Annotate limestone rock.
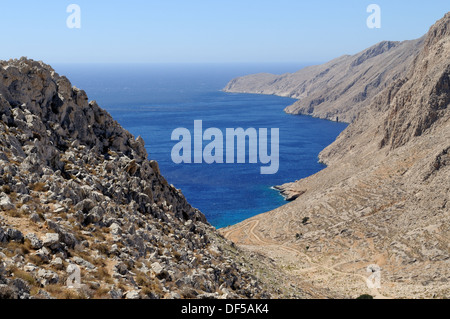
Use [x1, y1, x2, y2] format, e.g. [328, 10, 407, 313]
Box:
[25, 234, 43, 250]
[43, 233, 60, 250]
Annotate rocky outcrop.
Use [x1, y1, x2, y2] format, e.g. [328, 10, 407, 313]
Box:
[222, 13, 450, 299]
[224, 37, 424, 123]
[0, 58, 279, 299]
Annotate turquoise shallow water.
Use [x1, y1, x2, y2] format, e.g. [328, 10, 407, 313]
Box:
[53, 63, 348, 228]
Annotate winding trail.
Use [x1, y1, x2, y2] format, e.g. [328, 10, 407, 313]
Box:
[222, 219, 389, 299]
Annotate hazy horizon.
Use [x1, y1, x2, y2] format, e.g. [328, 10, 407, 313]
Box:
[0, 1, 448, 64]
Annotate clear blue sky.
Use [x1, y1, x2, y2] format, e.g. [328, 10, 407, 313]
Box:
[0, 0, 448, 63]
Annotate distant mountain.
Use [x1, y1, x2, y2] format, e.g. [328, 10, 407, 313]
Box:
[222, 13, 450, 299]
[224, 37, 424, 123]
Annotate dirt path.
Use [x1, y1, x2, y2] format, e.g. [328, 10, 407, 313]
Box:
[222, 219, 389, 299]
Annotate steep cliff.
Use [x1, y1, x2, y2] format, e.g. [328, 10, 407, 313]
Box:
[224, 37, 424, 123]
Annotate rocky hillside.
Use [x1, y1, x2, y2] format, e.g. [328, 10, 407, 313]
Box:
[224, 37, 424, 123]
[0, 58, 292, 299]
[222, 13, 450, 299]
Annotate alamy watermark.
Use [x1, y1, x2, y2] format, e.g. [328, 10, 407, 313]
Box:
[367, 4, 381, 29]
[66, 264, 81, 289]
[366, 264, 382, 289]
[66, 4, 380, 30]
[66, 4, 81, 29]
[171, 120, 279, 175]
[65, 5, 381, 30]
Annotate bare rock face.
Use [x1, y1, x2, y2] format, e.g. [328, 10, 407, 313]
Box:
[320, 12, 450, 163]
[380, 13, 450, 149]
[224, 37, 424, 123]
[222, 13, 450, 299]
[0, 58, 278, 299]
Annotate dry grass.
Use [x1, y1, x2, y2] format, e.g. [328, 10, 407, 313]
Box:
[141, 280, 164, 297]
[92, 243, 109, 256]
[92, 267, 113, 285]
[73, 249, 101, 267]
[135, 271, 148, 287]
[37, 212, 46, 221]
[1, 185, 11, 194]
[29, 182, 47, 192]
[27, 254, 45, 266]
[92, 228, 106, 241]
[13, 269, 38, 287]
[172, 250, 182, 262]
[2, 241, 28, 256]
[92, 286, 110, 299]
[45, 284, 88, 299]
[4, 209, 22, 218]
[133, 268, 165, 297]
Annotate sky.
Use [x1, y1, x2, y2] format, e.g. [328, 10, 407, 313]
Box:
[0, 0, 448, 64]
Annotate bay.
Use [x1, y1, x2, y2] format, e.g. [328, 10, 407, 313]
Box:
[53, 63, 348, 228]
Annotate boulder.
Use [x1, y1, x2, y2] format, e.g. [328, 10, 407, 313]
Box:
[25, 233, 43, 250]
[125, 290, 141, 300]
[43, 233, 60, 250]
[0, 194, 14, 210]
[6, 228, 24, 243]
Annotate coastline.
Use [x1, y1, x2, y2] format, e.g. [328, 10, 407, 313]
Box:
[52, 63, 346, 229]
[271, 185, 306, 202]
[221, 89, 347, 220]
[222, 89, 352, 124]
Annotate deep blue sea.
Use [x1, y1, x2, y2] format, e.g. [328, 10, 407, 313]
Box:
[53, 63, 347, 229]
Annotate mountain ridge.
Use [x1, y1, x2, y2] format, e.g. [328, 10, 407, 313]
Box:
[222, 13, 450, 299]
[224, 37, 425, 123]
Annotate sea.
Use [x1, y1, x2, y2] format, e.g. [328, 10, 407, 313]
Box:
[52, 63, 348, 229]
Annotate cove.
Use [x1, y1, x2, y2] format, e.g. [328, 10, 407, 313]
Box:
[53, 63, 348, 228]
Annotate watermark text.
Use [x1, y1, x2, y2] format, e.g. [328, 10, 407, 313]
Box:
[171, 120, 279, 175]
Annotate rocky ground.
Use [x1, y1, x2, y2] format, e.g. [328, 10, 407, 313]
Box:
[221, 13, 450, 299]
